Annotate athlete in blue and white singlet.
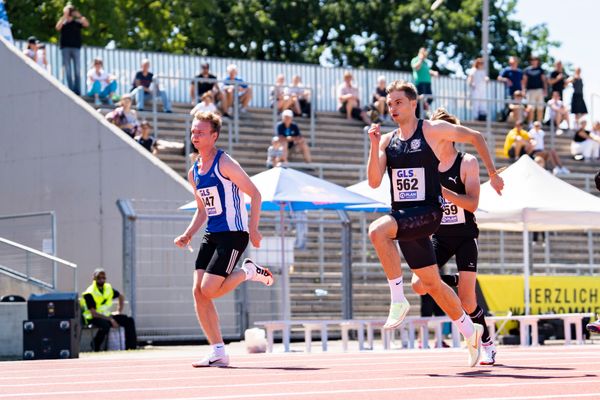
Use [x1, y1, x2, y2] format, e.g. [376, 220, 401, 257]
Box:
[174, 112, 273, 368]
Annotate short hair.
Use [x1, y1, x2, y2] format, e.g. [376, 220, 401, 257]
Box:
[193, 111, 222, 138]
[93, 268, 105, 279]
[141, 58, 150, 66]
[430, 108, 460, 125]
[227, 64, 237, 74]
[386, 80, 418, 101]
[513, 90, 523, 98]
[343, 71, 353, 79]
[201, 91, 213, 101]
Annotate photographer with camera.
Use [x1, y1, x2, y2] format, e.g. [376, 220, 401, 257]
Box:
[56, 3, 89, 95]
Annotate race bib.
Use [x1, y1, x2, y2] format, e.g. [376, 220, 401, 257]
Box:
[441, 199, 466, 225]
[197, 186, 223, 217]
[391, 168, 425, 202]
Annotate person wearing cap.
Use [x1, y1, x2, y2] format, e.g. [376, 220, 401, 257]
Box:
[190, 62, 220, 105]
[522, 56, 547, 124]
[23, 37, 39, 64]
[56, 4, 89, 95]
[220, 64, 252, 116]
[131, 59, 172, 113]
[80, 269, 137, 351]
[136, 120, 158, 155]
[276, 109, 312, 163]
[86, 57, 117, 106]
[266, 135, 287, 168]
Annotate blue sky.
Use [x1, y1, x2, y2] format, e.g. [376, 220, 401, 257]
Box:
[514, 0, 600, 121]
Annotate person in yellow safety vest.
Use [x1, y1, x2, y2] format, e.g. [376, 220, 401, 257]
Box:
[80, 268, 137, 351]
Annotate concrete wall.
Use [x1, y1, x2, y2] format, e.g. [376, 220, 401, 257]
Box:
[0, 303, 27, 358]
[0, 273, 49, 299]
[0, 37, 192, 294]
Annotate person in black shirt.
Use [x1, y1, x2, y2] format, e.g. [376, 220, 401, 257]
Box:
[276, 110, 311, 163]
[190, 62, 220, 105]
[522, 56, 548, 124]
[548, 60, 568, 100]
[55, 5, 88, 95]
[372, 75, 389, 123]
[131, 59, 172, 112]
[136, 120, 158, 155]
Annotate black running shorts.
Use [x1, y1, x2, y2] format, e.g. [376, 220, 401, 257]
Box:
[391, 205, 442, 270]
[195, 231, 249, 277]
[432, 235, 478, 272]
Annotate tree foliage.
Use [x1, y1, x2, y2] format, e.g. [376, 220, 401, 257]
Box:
[6, 0, 560, 77]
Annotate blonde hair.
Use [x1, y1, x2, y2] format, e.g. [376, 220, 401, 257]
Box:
[430, 107, 460, 125]
[201, 91, 213, 102]
[193, 111, 222, 138]
[386, 80, 418, 101]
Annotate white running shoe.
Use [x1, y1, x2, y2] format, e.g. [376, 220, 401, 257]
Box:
[192, 352, 230, 368]
[480, 342, 497, 366]
[383, 298, 410, 329]
[465, 323, 483, 367]
[553, 166, 561, 175]
[242, 258, 274, 286]
[560, 166, 570, 174]
[556, 128, 564, 136]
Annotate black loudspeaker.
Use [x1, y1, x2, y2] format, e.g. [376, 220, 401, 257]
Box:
[23, 319, 80, 360]
[27, 292, 80, 320]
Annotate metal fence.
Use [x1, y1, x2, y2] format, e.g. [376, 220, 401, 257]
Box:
[0, 211, 56, 256]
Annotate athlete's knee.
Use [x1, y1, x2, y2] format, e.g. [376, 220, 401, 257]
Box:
[411, 276, 426, 295]
[420, 276, 443, 295]
[200, 285, 220, 299]
[368, 220, 392, 243]
[193, 284, 209, 303]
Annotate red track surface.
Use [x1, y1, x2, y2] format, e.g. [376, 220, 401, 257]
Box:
[1, 345, 599, 400]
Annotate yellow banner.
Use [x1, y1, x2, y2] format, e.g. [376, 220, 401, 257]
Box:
[477, 275, 600, 316]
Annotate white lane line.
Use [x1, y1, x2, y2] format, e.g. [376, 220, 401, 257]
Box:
[465, 394, 600, 400]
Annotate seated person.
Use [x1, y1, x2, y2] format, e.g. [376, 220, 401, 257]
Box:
[105, 94, 139, 138]
[503, 121, 533, 161]
[190, 92, 218, 116]
[371, 75, 389, 123]
[337, 71, 370, 124]
[80, 268, 137, 351]
[130, 59, 172, 113]
[507, 90, 531, 124]
[528, 121, 569, 175]
[135, 120, 158, 155]
[266, 136, 287, 168]
[86, 57, 117, 106]
[285, 75, 311, 117]
[220, 64, 252, 116]
[276, 109, 312, 163]
[270, 74, 301, 115]
[547, 90, 570, 135]
[571, 120, 600, 161]
[190, 62, 220, 105]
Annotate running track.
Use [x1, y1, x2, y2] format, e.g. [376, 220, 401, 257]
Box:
[1, 345, 599, 400]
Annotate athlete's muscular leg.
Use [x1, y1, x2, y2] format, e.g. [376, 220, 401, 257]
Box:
[411, 273, 427, 295]
[192, 270, 223, 344]
[369, 215, 402, 280]
[457, 271, 477, 314]
[412, 265, 464, 320]
[201, 271, 246, 299]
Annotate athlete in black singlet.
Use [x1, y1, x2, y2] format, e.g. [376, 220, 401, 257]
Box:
[411, 108, 496, 365]
[367, 81, 503, 367]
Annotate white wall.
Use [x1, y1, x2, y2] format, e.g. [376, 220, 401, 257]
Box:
[0, 37, 192, 293]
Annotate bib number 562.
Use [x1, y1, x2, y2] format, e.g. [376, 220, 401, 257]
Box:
[396, 178, 418, 191]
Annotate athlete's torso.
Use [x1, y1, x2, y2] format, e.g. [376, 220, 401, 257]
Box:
[386, 119, 443, 210]
[436, 152, 479, 237]
[193, 150, 249, 233]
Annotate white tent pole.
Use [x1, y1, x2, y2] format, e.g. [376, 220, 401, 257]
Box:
[523, 225, 530, 317]
[280, 203, 291, 322]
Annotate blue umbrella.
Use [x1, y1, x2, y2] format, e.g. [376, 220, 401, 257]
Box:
[179, 167, 379, 325]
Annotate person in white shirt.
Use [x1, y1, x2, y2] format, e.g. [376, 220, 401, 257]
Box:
[87, 57, 117, 106]
[467, 58, 488, 120]
[190, 92, 218, 116]
[528, 121, 569, 175]
[547, 90, 570, 135]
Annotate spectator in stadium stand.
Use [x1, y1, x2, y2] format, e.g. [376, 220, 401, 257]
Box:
[522, 56, 548, 125]
[337, 71, 371, 124]
[276, 109, 312, 163]
[285, 75, 311, 117]
[271, 74, 301, 115]
[371, 75, 389, 123]
[571, 120, 600, 161]
[498, 56, 523, 98]
[220, 64, 252, 117]
[411, 47, 438, 112]
[135, 120, 158, 155]
[547, 91, 570, 135]
[55, 4, 88, 95]
[130, 59, 172, 113]
[105, 93, 139, 138]
[190, 92, 218, 116]
[567, 67, 588, 121]
[503, 120, 533, 162]
[507, 90, 531, 124]
[190, 62, 219, 105]
[548, 60, 568, 100]
[528, 121, 569, 175]
[86, 57, 117, 106]
[80, 268, 137, 351]
[23, 36, 40, 64]
[266, 136, 287, 168]
[467, 57, 488, 121]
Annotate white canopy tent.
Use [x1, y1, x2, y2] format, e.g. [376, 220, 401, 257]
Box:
[476, 155, 600, 314]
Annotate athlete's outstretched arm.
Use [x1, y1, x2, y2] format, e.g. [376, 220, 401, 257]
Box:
[220, 156, 263, 248]
[175, 169, 208, 248]
[367, 124, 389, 188]
[428, 120, 504, 195]
[441, 154, 480, 212]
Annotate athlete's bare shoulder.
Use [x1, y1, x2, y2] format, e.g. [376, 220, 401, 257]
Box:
[460, 152, 480, 176]
[380, 129, 395, 147]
